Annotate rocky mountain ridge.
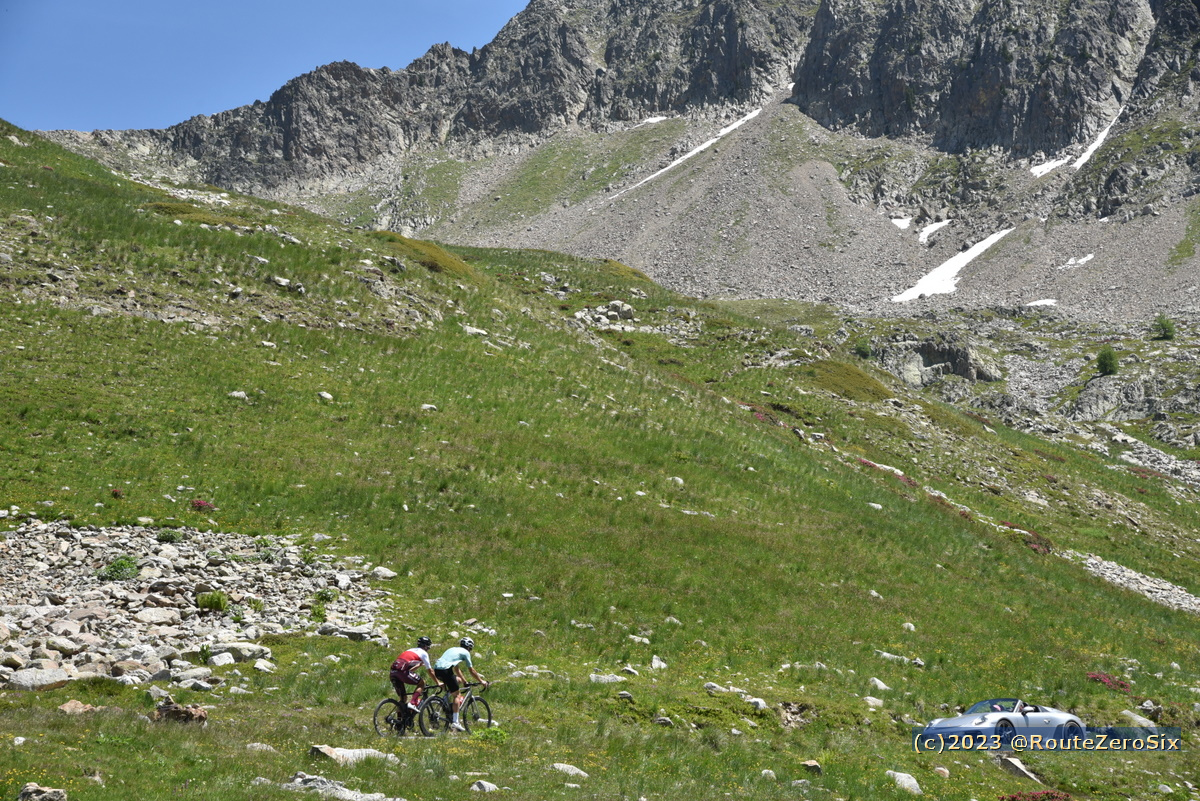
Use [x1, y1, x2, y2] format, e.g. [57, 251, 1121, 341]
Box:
[38, 0, 1200, 319]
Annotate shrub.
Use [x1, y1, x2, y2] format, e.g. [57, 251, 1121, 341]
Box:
[246, 597, 265, 613]
[853, 338, 872, 359]
[313, 587, 339, 604]
[156, 529, 183, 544]
[1150, 313, 1176, 340]
[98, 554, 139, 581]
[309, 602, 327, 623]
[1096, 345, 1119, 375]
[190, 498, 215, 512]
[110, 488, 124, 500]
[472, 727, 510, 745]
[197, 591, 230, 612]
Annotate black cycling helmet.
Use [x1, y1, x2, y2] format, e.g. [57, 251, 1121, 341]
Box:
[416, 636, 432, 649]
[460, 636, 474, 651]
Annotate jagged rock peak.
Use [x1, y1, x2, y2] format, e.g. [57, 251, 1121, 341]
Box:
[792, 0, 1170, 156]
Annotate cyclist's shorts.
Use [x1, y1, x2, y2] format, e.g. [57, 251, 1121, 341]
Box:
[390, 665, 421, 696]
[435, 667, 459, 693]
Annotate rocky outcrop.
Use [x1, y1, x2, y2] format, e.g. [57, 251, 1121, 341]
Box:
[877, 333, 1002, 388]
[792, 0, 1156, 157]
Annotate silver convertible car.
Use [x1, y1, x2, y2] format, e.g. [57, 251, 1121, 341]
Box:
[924, 698, 1085, 742]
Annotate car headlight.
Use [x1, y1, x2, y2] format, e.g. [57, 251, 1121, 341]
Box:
[973, 716, 988, 726]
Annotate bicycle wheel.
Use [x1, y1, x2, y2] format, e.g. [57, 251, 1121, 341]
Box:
[373, 698, 406, 737]
[461, 695, 492, 732]
[418, 695, 451, 736]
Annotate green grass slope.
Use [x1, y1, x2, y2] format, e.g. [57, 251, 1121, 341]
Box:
[1, 121, 1198, 801]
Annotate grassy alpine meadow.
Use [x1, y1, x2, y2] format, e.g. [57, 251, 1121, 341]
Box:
[1, 121, 1199, 800]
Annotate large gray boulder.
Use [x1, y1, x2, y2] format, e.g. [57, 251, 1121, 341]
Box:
[8, 668, 72, 692]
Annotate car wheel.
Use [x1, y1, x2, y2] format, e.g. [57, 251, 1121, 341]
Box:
[1062, 720, 1083, 738]
[995, 719, 1016, 747]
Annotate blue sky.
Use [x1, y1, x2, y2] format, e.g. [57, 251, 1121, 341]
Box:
[0, 1, 529, 132]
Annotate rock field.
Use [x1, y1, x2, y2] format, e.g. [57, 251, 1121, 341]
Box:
[0, 520, 392, 692]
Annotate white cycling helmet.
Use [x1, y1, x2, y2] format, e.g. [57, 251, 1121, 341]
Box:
[460, 637, 474, 651]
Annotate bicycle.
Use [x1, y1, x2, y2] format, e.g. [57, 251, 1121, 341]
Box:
[373, 683, 429, 737]
[418, 682, 492, 736]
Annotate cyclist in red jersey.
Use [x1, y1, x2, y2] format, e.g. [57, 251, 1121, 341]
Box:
[389, 636, 440, 711]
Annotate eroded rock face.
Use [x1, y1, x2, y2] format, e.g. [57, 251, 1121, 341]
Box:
[792, 0, 1157, 157]
[878, 334, 1002, 388]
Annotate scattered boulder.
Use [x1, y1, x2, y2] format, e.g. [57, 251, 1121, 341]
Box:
[308, 745, 399, 766]
[552, 764, 588, 778]
[588, 673, 627, 684]
[996, 756, 1040, 783]
[802, 760, 822, 775]
[57, 700, 103, 715]
[885, 770, 922, 795]
[152, 702, 208, 724]
[17, 784, 67, 801]
[471, 780, 500, 792]
[9, 668, 71, 692]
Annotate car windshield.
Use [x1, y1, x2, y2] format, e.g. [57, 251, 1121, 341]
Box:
[966, 699, 1018, 714]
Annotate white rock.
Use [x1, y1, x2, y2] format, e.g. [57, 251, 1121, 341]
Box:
[471, 780, 499, 792]
[553, 763, 589, 778]
[208, 652, 236, 667]
[886, 770, 922, 795]
[628, 635, 650, 644]
[246, 742, 277, 752]
[253, 659, 276, 673]
[651, 655, 667, 670]
[370, 566, 397, 580]
[308, 745, 399, 766]
[761, 769, 776, 780]
[318, 392, 334, 401]
[228, 391, 248, 400]
[704, 682, 729, 693]
[745, 697, 769, 710]
[589, 673, 627, 684]
[864, 696, 884, 708]
[869, 677, 891, 691]
[421, 404, 438, 411]
[902, 622, 916, 632]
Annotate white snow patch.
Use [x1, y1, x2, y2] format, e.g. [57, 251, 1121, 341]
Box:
[1030, 157, 1071, 178]
[632, 116, 670, 129]
[1073, 111, 1122, 170]
[609, 108, 763, 201]
[892, 228, 1015, 302]
[1057, 253, 1094, 271]
[788, 82, 795, 91]
[1026, 299, 1057, 307]
[891, 217, 913, 230]
[917, 220, 951, 245]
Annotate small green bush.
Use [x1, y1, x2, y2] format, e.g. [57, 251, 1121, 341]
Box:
[1096, 345, 1119, 375]
[196, 591, 230, 612]
[313, 587, 339, 604]
[309, 602, 327, 623]
[98, 554, 139, 581]
[246, 597, 265, 613]
[472, 727, 509, 744]
[1150, 313, 1176, 340]
[853, 338, 872, 359]
[156, 529, 183, 544]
